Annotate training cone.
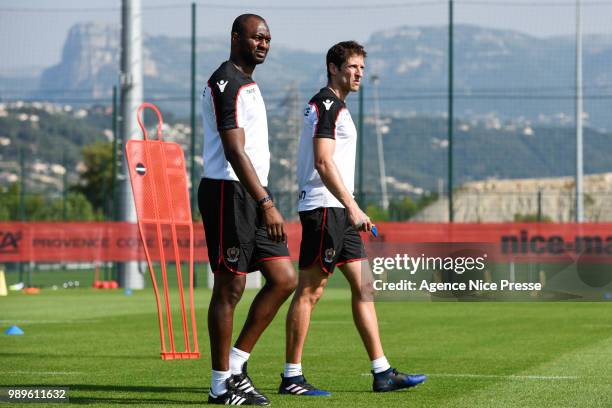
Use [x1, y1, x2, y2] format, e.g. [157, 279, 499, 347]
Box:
[5, 325, 24, 335]
[22, 287, 40, 295]
[0, 270, 7, 297]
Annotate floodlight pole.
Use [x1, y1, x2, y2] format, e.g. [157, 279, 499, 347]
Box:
[18, 148, 26, 283]
[112, 85, 118, 221]
[118, 0, 144, 289]
[575, 0, 584, 222]
[371, 75, 388, 211]
[190, 2, 197, 217]
[62, 152, 68, 220]
[448, 0, 454, 223]
[111, 85, 119, 281]
[357, 85, 364, 207]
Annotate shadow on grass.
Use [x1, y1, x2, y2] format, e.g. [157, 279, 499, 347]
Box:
[69, 396, 204, 405]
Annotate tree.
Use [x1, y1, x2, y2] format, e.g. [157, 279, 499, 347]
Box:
[49, 192, 99, 221]
[72, 141, 115, 216]
[369, 193, 439, 222]
[366, 204, 389, 222]
[0, 183, 98, 221]
[389, 197, 418, 220]
[513, 213, 552, 223]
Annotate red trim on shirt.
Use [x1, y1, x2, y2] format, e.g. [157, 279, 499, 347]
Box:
[234, 82, 257, 128]
[333, 107, 346, 139]
[312, 102, 321, 137]
[208, 80, 220, 129]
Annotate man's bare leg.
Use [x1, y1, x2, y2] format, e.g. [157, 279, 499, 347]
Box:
[339, 260, 428, 392]
[234, 258, 297, 353]
[208, 272, 246, 371]
[210, 260, 296, 403]
[279, 264, 332, 396]
[338, 260, 384, 360]
[285, 265, 329, 364]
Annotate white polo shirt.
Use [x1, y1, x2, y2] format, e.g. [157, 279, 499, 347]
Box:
[297, 87, 357, 211]
[201, 61, 270, 186]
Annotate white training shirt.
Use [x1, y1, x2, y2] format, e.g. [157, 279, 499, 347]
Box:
[297, 87, 357, 211]
[201, 61, 270, 186]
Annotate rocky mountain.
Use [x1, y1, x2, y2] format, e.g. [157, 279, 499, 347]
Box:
[32, 22, 612, 129]
[364, 25, 611, 129]
[39, 23, 121, 100]
[34, 23, 323, 110]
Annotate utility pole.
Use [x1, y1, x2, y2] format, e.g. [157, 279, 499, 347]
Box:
[575, 0, 584, 222]
[118, 0, 144, 289]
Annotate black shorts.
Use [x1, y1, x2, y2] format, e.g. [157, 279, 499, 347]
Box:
[298, 207, 367, 274]
[198, 178, 290, 275]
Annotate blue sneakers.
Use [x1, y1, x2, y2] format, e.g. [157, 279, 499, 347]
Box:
[372, 367, 427, 392]
[278, 374, 331, 396]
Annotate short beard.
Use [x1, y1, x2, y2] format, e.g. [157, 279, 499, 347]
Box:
[241, 49, 263, 66]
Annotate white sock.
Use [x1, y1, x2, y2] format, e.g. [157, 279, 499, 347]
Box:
[371, 356, 391, 374]
[211, 369, 231, 396]
[229, 347, 250, 375]
[284, 362, 303, 378]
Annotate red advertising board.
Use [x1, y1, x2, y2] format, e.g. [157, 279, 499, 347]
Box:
[1, 222, 611, 263]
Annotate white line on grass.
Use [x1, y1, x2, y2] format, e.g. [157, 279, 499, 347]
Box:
[310, 320, 389, 325]
[5, 371, 83, 376]
[361, 373, 578, 380]
[0, 319, 102, 324]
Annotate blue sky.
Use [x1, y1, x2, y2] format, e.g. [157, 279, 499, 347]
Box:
[0, 0, 611, 71]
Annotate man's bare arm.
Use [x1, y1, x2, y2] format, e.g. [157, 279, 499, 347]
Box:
[220, 128, 286, 242]
[313, 137, 372, 232]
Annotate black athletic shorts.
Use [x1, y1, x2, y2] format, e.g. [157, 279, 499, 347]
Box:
[198, 178, 290, 275]
[298, 207, 367, 274]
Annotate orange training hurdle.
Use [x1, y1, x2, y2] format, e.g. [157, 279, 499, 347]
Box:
[125, 102, 200, 360]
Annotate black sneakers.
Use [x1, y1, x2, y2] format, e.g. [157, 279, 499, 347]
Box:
[278, 373, 331, 396]
[372, 367, 427, 392]
[232, 362, 270, 405]
[208, 376, 270, 405]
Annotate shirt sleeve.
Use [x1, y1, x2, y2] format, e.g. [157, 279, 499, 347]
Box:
[312, 99, 342, 139]
[209, 79, 244, 131]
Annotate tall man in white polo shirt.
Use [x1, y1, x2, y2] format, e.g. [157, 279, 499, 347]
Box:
[199, 14, 297, 406]
[279, 41, 427, 396]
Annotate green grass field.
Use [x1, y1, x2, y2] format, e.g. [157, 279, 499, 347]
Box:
[1, 286, 611, 407]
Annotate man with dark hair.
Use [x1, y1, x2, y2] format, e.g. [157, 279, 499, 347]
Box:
[279, 41, 427, 396]
[199, 14, 297, 405]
